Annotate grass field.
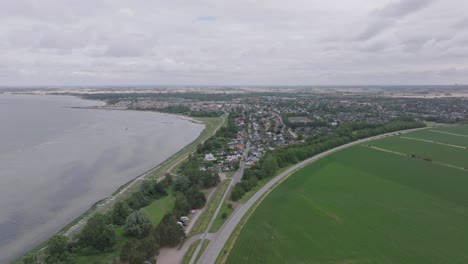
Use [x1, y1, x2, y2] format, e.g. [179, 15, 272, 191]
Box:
[227, 127, 468, 264]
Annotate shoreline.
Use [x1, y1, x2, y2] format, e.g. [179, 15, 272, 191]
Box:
[12, 96, 225, 263]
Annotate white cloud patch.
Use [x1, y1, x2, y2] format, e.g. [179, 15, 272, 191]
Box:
[0, 0, 467, 85]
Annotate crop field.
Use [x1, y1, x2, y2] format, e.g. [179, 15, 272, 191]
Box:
[406, 128, 468, 147]
[227, 127, 468, 264]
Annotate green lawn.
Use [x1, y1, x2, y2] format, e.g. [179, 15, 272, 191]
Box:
[144, 194, 176, 224]
[227, 138, 468, 263]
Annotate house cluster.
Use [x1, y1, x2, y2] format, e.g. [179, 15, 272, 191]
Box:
[201, 116, 249, 172]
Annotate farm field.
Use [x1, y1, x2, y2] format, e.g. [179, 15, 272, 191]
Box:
[226, 127, 468, 264]
[370, 136, 468, 168]
[405, 128, 468, 147]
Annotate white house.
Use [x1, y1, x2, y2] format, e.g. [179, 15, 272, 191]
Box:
[204, 153, 217, 162]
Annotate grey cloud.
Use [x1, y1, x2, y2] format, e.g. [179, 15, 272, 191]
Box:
[0, 0, 467, 85]
[356, 19, 393, 41]
[356, 0, 435, 41]
[375, 0, 434, 18]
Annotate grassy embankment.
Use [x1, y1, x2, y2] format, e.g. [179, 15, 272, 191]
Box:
[14, 114, 226, 264]
[226, 125, 468, 264]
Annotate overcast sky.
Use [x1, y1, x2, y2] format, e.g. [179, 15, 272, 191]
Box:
[0, 0, 467, 86]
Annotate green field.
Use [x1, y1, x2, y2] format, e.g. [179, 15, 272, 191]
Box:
[405, 129, 468, 147]
[227, 128, 468, 264]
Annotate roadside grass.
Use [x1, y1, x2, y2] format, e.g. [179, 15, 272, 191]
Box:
[226, 137, 468, 264]
[189, 180, 230, 236]
[182, 239, 201, 264]
[196, 240, 211, 263]
[210, 200, 235, 233]
[13, 114, 226, 264]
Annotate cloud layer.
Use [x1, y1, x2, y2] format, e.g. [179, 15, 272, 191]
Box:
[0, 0, 467, 85]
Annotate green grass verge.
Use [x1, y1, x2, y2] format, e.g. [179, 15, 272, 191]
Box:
[190, 180, 230, 236]
[196, 240, 211, 263]
[210, 200, 235, 233]
[182, 239, 201, 264]
[227, 136, 468, 263]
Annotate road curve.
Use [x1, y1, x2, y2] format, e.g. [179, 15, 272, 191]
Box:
[197, 128, 424, 264]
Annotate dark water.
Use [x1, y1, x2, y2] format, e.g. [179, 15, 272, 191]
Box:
[0, 94, 204, 263]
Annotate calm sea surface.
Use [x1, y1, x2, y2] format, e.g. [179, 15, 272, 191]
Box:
[0, 94, 204, 263]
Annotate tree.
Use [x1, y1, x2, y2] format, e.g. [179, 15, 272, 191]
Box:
[174, 175, 191, 192]
[186, 188, 207, 209]
[120, 241, 146, 264]
[141, 179, 167, 199]
[125, 192, 152, 210]
[45, 235, 75, 264]
[156, 214, 185, 247]
[124, 210, 153, 239]
[23, 253, 37, 264]
[120, 236, 158, 264]
[110, 201, 133, 226]
[173, 192, 191, 217]
[78, 213, 116, 251]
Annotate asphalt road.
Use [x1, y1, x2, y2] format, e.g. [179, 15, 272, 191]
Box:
[197, 128, 424, 264]
[188, 141, 250, 264]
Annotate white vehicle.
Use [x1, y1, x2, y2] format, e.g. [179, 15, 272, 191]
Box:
[176, 221, 184, 227]
[190, 209, 196, 214]
[180, 216, 189, 222]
